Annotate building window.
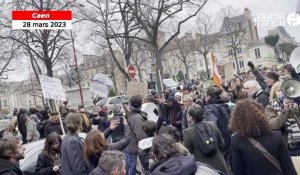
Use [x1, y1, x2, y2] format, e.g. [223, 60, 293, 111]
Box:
[255, 48, 261, 59]
[239, 61, 244, 68]
[3, 100, 7, 107]
[200, 60, 203, 66]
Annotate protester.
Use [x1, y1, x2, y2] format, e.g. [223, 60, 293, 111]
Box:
[61, 112, 90, 175]
[204, 87, 232, 155]
[150, 133, 222, 175]
[83, 119, 130, 170]
[44, 111, 66, 137]
[89, 150, 126, 175]
[37, 109, 50, 139]
[78, 104, 92, 133]
[166, 95, 183, 132]
[183, 104, 229, 174]
[26, 114, 40, 143]
[0, 137, 25, 175]
[17, 108, 28, 144]
[109, 106, 125, 143]
[35, 132, 62, 175]
[244, 79, 269, 107]
[92, 106, 109, 132]
[230, 99, 297, 175]
[125, 95, 147, 175]
[182, 95, 194, 130]
[2, 119, 22, 140]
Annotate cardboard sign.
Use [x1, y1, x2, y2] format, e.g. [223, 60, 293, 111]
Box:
[224, 62, 235, 81]
[126, 82, 148, 98]
[39, 75, 66, 101]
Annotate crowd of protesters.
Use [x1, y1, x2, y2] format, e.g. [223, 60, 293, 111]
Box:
[0, 62, 300, 175]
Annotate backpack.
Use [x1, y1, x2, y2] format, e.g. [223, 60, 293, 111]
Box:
[205, 104, 232, 150]
[194, 122, 218, 156]
[0, 129, 5, 139]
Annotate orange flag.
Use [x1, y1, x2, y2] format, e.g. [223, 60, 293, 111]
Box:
[211, 52, 222, 87]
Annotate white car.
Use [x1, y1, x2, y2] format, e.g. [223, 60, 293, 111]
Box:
[20, 133, 86, 175]
[95, 96, 128, 113]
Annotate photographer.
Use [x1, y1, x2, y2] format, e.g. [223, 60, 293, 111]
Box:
[108, 106, 125, 143]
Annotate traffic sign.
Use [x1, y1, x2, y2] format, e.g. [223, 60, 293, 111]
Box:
[128, 65, 136, 79]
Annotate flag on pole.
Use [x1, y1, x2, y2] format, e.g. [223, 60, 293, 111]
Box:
[211, 52, 222, 87]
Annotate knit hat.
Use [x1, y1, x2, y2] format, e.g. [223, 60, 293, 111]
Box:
[266, 72, 279, 81]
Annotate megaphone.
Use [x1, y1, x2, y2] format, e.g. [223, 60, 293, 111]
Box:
[290, 46, 300, 73]
[203, 79, 214, 89]
[281, 79, 300, 98]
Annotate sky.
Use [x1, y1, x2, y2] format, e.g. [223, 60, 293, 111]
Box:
[5, 0, 300, 81]
[198, 0, 300, 42]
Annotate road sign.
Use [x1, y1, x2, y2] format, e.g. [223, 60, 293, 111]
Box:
[128, 65, 136, 79]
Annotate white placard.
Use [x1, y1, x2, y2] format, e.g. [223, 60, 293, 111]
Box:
[90, 73, 113, 98]
[39, 75, 66, 101]
[138, 137, 153, 150]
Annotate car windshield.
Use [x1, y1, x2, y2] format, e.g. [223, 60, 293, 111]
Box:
[163, 79, 178, 87]
[97, 98, 108, 106]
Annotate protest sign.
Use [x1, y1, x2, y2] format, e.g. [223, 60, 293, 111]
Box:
[90, 73, 112, 98]
[126, 82, 148, 98]
[39, 75, 66, 101]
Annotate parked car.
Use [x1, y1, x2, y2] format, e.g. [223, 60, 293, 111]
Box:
[163, 78, 180, 91]
[95, 95, 128, 113]
[20, 133, 87, 175]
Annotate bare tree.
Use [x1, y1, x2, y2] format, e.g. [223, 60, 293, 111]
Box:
[170, 36, 196, 81]
[80, 0, 139, 80]
[126, 0, 208, 93]
[219, 7, 248, 74]
[195, 13, 219, 78]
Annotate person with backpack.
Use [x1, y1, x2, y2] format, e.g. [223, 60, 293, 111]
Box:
[183, 104, 229, 174]
[204, 87, 232, 152]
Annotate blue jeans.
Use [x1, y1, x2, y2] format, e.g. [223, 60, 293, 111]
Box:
[125, 150, 137, 175]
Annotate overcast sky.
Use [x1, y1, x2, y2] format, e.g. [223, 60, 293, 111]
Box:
[199, 0, 300, 42]
[5, 0, 300, 81]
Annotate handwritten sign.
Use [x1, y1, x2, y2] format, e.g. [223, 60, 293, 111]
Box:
[138, 137, 153, 150]
[39, 75, 66, 101]
[90, 73, 113, 98]
[126, 82, 148, 98]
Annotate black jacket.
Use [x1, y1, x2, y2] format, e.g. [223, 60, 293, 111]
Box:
[0, 158, 23, 175]
[35, 152, 58, 175]
[231, 131, 297, 175]
[44, 120, 66, 137]
[253, 90, 269, 107]
[150, 156, 197, 175]
[91, 112, 110, 132]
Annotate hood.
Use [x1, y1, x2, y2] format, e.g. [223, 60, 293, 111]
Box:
[150, 156, 197, 175]
[0, 158, 23, 175]
[206, 96, 225, 105]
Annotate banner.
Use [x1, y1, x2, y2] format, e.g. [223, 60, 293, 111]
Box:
[39, 75, 66, 101]
[90, 73, 113, 98]
[211, 52, 222, 87]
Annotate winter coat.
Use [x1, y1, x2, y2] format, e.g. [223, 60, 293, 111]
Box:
[125, 104, 147, 154]
[0, 158, 23, 175]
[166, 96, 183, 130]
[86, 125, 131, 169]
[252, 68, 271, 95]
[44, 120, 66, 137]
[17, 114, 27, 141]
[253, 90, 269, 107]
[182, 103, 196, 130]
[231, 131, 297, 175]
[26, 115, 40, 142]
[35, 152, 60, 175]
[149, 155, 222, 175]
[61, 133, 89, 175]
[91, 112, 109, 132]
[183, 122, 229, 174]
[89, 167, 106, 175]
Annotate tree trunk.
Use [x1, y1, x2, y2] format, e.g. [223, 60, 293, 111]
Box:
[137, 66, 143, 82]
[234, 51, 240, 74]
[203, 54, 210, 78]
[154, 48, 163, 95]
[184, 62, 190, 81]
